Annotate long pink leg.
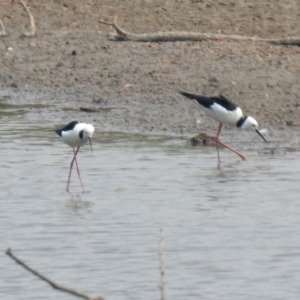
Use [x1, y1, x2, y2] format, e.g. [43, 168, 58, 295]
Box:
[66, 147, 82, 192]
[73, 148, 85, 192]
[215, 123, 223, 165]
[211, 123, 246, 162]
[213, 139, 246, 161]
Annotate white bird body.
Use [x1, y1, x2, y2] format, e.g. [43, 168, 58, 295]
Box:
[177, 90, 267, 136]
[60, 122, 94, 148]
[201, 102, 244, 126]
[177, 90, 268, 166]
[55, 121, 95, 192]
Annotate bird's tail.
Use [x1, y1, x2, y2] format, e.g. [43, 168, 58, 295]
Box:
[55, 129, 62, 137]
[176, 90, 195, 99]
[176, 90, 203, 101]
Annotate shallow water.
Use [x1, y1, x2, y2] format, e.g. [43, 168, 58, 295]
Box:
[1, 115, 300, 300]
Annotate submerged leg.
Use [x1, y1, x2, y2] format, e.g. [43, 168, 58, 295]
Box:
[73, 147, 85, 192]
[213, 139, 246, 161]
[215, 123, 223, 166]
[212, 122, 246, 162]
[66, 147, 81, 192]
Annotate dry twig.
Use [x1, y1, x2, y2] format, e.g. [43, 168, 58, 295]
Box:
[20, 0, 36, 37]
[5, 248, 104, 300]
[286, 121, 300, 126]
[80, 107, 114, 113]
[0, 0, 18, 6]
[0, 18, 7, 36]
[80, 106, 128, 112]
[99, 17, 300, 45]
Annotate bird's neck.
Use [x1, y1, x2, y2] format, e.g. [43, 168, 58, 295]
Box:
[236, 116, 247, 128]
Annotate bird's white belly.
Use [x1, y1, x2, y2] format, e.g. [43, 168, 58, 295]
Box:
[204, 105, 243, 125]
[61, 130, 88, 147]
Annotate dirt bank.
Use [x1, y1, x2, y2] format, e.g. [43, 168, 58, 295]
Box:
[0, 0, 300, 136]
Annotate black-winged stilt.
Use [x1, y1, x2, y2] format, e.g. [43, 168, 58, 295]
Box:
[55, 121, 94, 192]
[177, 90, 268, 166]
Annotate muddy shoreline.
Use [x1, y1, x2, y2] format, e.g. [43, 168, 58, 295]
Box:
[0, 1, 300, 137]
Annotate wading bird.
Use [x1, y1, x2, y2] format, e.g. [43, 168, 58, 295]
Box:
[177, 90, 268, 166]
[55, 121, 94, 192]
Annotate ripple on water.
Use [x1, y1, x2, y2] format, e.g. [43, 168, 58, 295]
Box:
[1, 117, 300, 300]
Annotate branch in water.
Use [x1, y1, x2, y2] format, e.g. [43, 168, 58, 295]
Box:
[5, 248, 104, 300]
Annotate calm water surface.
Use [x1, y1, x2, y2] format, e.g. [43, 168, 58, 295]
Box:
[1, 115, 300, 300]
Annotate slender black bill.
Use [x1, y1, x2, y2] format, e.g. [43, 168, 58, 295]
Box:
[89, 137, 93, 153]
[255, 129, 268, 143]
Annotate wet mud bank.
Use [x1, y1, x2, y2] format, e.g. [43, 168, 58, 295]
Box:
[0, 0, 299, 139]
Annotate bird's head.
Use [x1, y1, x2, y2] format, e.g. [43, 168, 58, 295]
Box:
[84, 124, 95, 153]
[84, 124, 95, 138]
[241, 116, 268, 143]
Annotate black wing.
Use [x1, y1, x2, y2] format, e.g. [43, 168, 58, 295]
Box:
[55, 120, 79, 136]
[177, 90, 237, 111]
